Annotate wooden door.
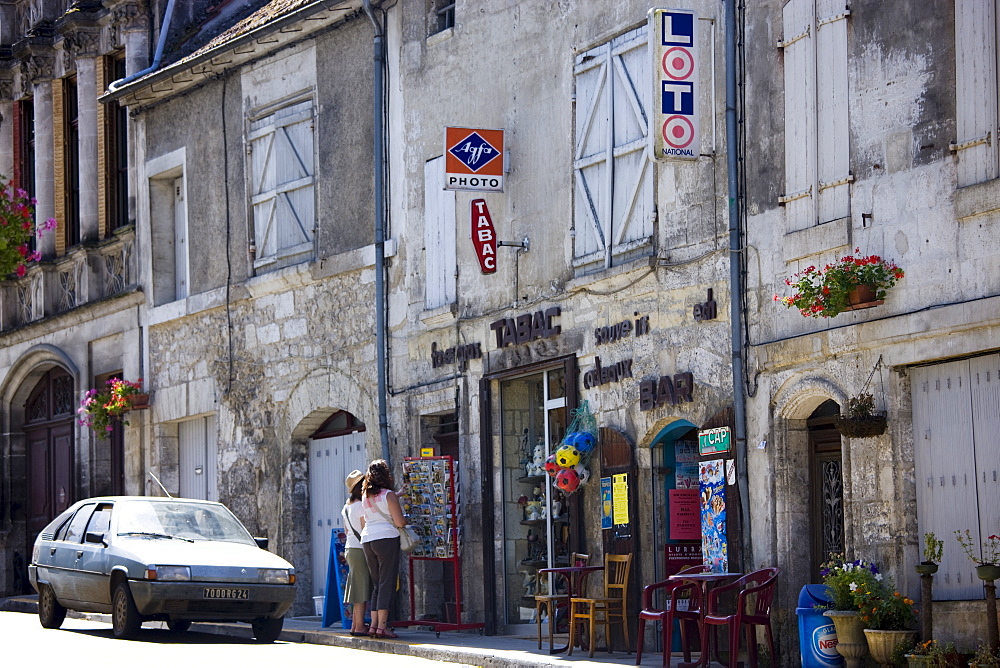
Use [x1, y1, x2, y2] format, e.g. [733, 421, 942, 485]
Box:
[599, 427, 638, 651]
[25, 368, 76, 551]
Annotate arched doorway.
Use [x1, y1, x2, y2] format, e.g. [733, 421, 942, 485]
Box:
[24, 368, 76, 553]
[808, 399, 844, 580]
[308, 410, 367, 604]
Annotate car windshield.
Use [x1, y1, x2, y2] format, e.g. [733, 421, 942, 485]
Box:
[116, 500, 256, 545]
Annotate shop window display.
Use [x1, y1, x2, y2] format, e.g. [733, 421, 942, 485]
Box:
[501, 368, 568, 626]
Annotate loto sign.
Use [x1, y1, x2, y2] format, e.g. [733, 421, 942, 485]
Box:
[445, 127, 504, 191]
[649, 8, 699, 160]
[471, 199, 497, 273]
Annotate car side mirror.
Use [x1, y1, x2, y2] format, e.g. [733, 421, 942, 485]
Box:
[254, 537, 269, 550]
[85, 532, 107, 546]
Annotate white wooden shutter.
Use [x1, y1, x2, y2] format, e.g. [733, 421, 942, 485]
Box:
[574, 26, 652, 267]
[250, 100, 315, 265]
[780, 0, 816, 230]
[609, 29, 653, 256]
[954, 0, 999, 187]
[971, 355, 1000, 564]
[913, 360, 983, 600]
[173, 176, 188, 299]
[424, 156, 456, 310]
[815, 0, 850, 223]
[575, 41, 612, 261]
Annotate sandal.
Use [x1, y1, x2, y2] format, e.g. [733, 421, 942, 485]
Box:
[374, 627, 399, 639]
[349, 630, 368, 637]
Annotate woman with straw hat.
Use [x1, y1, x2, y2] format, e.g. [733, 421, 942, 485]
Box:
[341, 469, 370, 636]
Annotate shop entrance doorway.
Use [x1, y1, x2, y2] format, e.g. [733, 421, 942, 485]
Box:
[808, 400, 844, 582]
[309, 411, 367, 601]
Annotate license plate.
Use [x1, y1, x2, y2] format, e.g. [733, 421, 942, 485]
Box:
[203, 588, 249, 599]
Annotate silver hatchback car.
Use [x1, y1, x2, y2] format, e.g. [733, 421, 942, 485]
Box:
[29, 496, 296, 641]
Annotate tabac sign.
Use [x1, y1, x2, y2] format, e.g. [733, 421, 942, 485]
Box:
[649, 8, 699, 160]
[471, 199, 497, 273]
[445, 127, 505, 191]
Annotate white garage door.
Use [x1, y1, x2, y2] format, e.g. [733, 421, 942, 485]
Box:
[912, 353, 1000, 599]
[309, 429, 368, 598]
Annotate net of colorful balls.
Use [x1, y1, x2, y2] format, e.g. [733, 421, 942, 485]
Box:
[544, 402, 598, 494]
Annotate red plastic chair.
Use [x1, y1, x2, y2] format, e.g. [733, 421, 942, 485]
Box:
[701, 567, 780, 668]
[635, 564, 709, 666]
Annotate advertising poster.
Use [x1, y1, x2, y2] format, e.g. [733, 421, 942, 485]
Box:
[674, 441, 699, 489]
[669, 488, 701, 540]
[699, 459, 727, 572]
[612, 473, 629, 525]
[600, 477, 613, 529]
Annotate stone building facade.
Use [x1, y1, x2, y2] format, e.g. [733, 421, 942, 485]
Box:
[0, 0, 152, 596]
[743, 0, 1000, 654]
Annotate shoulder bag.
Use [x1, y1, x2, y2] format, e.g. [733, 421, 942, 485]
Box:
[373, 500, 419, 553]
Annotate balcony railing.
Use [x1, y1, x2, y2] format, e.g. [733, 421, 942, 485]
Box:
[0, 227, 137, 331]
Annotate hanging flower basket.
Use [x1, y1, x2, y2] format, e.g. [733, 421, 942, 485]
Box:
[774, 249, 904, 318]
[834, 393, 888, 437]
[78, 378, 146, 433]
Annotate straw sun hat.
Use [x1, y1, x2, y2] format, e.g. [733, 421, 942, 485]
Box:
[345, 470, 365, 492]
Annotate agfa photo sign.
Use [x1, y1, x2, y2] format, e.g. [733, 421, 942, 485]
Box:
[445, 127, 505, 191]
[649, 8, 699, 160]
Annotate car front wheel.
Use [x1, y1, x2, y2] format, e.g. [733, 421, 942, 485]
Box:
[38, 584, 66, 629]
[251, 616, 283, 643]
[112, 582, 142, 639]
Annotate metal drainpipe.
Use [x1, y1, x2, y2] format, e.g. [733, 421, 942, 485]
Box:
[363, 0, 391, 465]
[108, 0, 178, 92]
[725, 0, 752, 567]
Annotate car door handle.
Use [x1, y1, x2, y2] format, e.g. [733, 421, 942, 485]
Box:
[76, 551, 83, 559]
[49, 548, 56, 556]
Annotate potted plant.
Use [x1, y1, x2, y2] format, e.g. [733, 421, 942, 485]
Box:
[917, 532, 945, 576]
[77, 377, 146, 434]
[917, 532, 945, 642]
[0, 179, 57, 278]
[955, 530, 1000, 581]
[854, 581, 918, 667]
[905, 640, 957, 668]
[774, 248, 905, 318]
[970, 642, 1000, 667]
[834, 393, 888, 438]
[821, 556, 883, 668]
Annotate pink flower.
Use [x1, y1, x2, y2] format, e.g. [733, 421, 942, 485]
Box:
[15, 265, 26, 277]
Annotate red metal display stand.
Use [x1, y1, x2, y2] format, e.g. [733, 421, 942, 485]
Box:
[391, 456, 484, 635]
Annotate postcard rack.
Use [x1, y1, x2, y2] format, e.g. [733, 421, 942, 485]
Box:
[391, 455, 483, 634]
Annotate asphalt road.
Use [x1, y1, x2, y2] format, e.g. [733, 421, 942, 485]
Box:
[0, 611, 459, 667]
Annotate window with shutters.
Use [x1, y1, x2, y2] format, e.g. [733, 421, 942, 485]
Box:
[573, 26, 654, 272]
[424, 156, 456, 310]
[953, 0, 1000, 188]
[248, 98, 316, 270]
[912, 353, 1000, 600]
[779, 0, 851, 232]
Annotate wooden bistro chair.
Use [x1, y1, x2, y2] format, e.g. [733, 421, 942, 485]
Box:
[635, 564, 710, 667]
[535, 553, 589, 651]
[701, 567, 780, 668]
[569, 553, 633, 657]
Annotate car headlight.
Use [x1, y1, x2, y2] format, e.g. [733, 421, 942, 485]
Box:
[258, 568, 292, 584]
[146, 565, 191, 581]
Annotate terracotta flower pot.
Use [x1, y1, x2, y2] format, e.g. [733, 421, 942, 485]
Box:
[825, 610, 869, 668]
[864, 629, 916, 667]
[846, 284, 884, 311]
[129, 393, 150, 411]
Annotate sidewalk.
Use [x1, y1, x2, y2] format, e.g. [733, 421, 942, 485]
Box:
[1, 594, 689, 667]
